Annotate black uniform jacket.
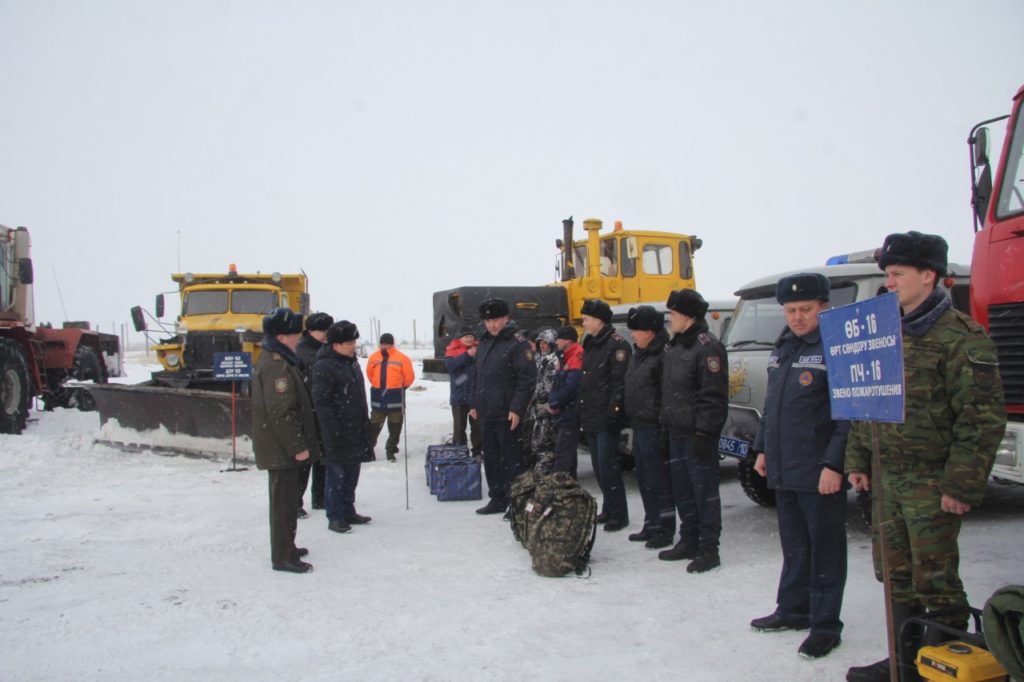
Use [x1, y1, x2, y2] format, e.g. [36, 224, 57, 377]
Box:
[624, 328, 670, 428]
[251, 337, 323, 470]
[471, 324, 537, 421]
[660, 319, 728, 437]
[311, 345, 372, 465]
[753, 327, 849, 492]
[295, 332, 324, 387]
[579, 324, 632, 432]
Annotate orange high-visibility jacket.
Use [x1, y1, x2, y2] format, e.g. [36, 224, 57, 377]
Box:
[367, 347, 415, 411]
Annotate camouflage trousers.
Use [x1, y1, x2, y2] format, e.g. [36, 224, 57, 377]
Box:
[532, 406, 557, 474]
[872, 464, 967, 626]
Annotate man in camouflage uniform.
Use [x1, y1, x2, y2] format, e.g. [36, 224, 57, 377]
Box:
[251, 307, 323, 574]
[531, 328, 560, 473]
[845, 231, 1006, 682]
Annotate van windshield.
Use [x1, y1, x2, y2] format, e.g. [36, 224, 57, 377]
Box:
[725, 283, 857, 347]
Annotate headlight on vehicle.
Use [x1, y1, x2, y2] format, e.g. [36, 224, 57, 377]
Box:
[165, 353, 181, 368]
[995, 430, 1019, 468]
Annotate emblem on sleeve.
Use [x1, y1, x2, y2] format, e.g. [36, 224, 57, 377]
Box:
[525, 350, 534, 363]
[798, 371, 813, 386]
[275, 377, 289, 393]
[706, 356, 721, 373]
[615, 349, 627, 362]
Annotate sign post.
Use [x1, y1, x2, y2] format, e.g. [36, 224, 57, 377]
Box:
[818, 291, 904, 682]
[213, 351, 253, 473]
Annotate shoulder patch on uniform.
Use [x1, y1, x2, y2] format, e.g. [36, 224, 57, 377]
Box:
[698, 333, 712, 346]
[274, 377, 289, 393]
[272, 353, 282, 360]
[525, 349, 534, 363]
[615, 349, 627, 362]
[706, 355, 722, 373]
[798, 371, 813, 386]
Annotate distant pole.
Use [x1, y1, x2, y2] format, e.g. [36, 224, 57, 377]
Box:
[51, 266, 69, 320]
[413, 319, 417, 349]
[177, 230, 181, 272]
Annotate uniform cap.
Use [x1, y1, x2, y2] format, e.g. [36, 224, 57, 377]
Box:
[878, 231, 948, 276]
[304, 312, 334, 332]
[776, 273, 831, 304]
[666, 289, 709, 319]
[327, 321, 359, 344]
[263, 307, 304, 336]
[626, 305, 663, 332]
[580, 299, 612, 323]
[478, 298, 510, 320]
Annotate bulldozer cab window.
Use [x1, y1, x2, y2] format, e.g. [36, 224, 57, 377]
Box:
[619, 238, 636, 277]
[232, 290, 277, 314]
[641, 243, 673, 276]
[679, 241, 693, 280]
[600, 238, 618, 276]
[573, 244, 588, 277]
[182, 290, 228, 315]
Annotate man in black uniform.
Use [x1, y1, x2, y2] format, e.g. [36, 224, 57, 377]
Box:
[578, 299, 632, 532]
[750, 273, 849, 660]
[295, 311, 333, 513]
[659, 289, 729, 573]
[624, 304, 674, 548]
[251, 307, 322, 574]
[469, 298, 537, 515]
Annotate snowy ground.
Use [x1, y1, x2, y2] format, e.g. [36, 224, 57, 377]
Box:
[2, 351, 1022, 681]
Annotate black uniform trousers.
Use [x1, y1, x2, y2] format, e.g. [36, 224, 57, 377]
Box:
[774, 488, 847, 636]
[586, 429, 628, 524]
[298, 461, 326, 508]
[481, 418, 524, 504]
[268, 467, 304, 566]
[552, 424, 579, 479]
[451, 404, 482, 455]
[668, 434, 721, 551]
[632, 426, 675, 536]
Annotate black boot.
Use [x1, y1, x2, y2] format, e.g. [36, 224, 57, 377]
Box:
[686, 549, 720, 573]
[644, 532, 673, 549]
[658, 539, 698, 562]
[846, 603, 923, 682]
[476, 499, 508, 515]
[628, 528, 652, 542]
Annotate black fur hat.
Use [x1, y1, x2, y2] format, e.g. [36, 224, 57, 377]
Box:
[878, 231, 948, 276]
[304, 311, 334, 332]
[666, 289, 708, 319]
[626, 305, 663, 332]
[263, 307, 304, 336]
[580, 299, 612, 323]
[556, 325, 579, 342]
[776, 273, 831, 304]
[478, 298, 510, 320]
[327, 320, 359, 344]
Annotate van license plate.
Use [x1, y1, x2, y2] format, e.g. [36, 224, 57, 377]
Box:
[718, 435, 751, 459]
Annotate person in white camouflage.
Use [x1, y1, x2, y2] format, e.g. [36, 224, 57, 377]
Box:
[531, 329, 560, 473]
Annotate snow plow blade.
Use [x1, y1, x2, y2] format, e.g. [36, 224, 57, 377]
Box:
[79, 382, 251, 440]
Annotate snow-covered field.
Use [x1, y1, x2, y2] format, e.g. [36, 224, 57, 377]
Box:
[2, 351, 1022, 681]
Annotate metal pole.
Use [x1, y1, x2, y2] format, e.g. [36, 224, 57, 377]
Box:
[871, 422, 899, 682]
[403, 384, 409, 510]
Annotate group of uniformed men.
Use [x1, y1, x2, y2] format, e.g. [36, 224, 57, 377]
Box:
[249, 229, 1006, 680]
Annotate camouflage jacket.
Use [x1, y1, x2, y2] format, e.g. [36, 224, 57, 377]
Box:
[845, 304, 1006, 506]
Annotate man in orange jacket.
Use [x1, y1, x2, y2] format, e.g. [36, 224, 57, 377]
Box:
[367, 333, 415, 462]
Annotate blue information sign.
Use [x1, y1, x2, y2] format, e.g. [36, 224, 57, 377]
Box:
[817, 292, 904, 423]
[213, 352, 253, 381]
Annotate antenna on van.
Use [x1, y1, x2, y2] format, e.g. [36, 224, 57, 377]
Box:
[51, 266, 69, 320]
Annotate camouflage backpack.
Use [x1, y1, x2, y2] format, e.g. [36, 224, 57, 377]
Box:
[508, 470, 545, 548]
[524, 472, 598, 577]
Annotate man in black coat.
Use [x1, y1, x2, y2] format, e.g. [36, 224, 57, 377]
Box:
[578, 299, 632, 532]
[750, 273, 849, 660]
[659, 289, 729, 573]
[469, 298, 537, 515]
[312, 321, 373, 534]
[295, 311, 333, 513]
[624, 305, 674, 548]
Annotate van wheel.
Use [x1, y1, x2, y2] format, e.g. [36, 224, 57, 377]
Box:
[737, 458, 776, 507]
[0, 338, 32, 434]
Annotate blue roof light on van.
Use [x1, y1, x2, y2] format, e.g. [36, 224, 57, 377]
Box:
[825, 248, 881, 266]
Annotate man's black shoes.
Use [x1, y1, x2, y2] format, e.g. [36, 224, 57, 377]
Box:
[348, 513, 372, 525]
[644, 533, 673, 549]
[273, 560, 313, 574]
[295, 547, 309, 557]
[799, 633, 842, 659]
[297, 507, 309, 519]
[628, 529, 652, 542]
[750, 611, 810, 633]
[328, 520, 352, 533]
[603, 519, 628, 532]
[686, 550, 720, 573]
[476, 500, 508, 515]
[658, 541, 698, 562]
[846, 658, 892, 682]
[596, 512, 608, 523]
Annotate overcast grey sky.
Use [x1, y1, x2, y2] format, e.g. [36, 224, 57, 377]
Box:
[2, 0, 1022, 346]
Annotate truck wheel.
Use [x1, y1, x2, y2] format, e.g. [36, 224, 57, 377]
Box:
[68, 345, 106, 411]
[0, 338, 32, 434]
[737, 458, 776, 507]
